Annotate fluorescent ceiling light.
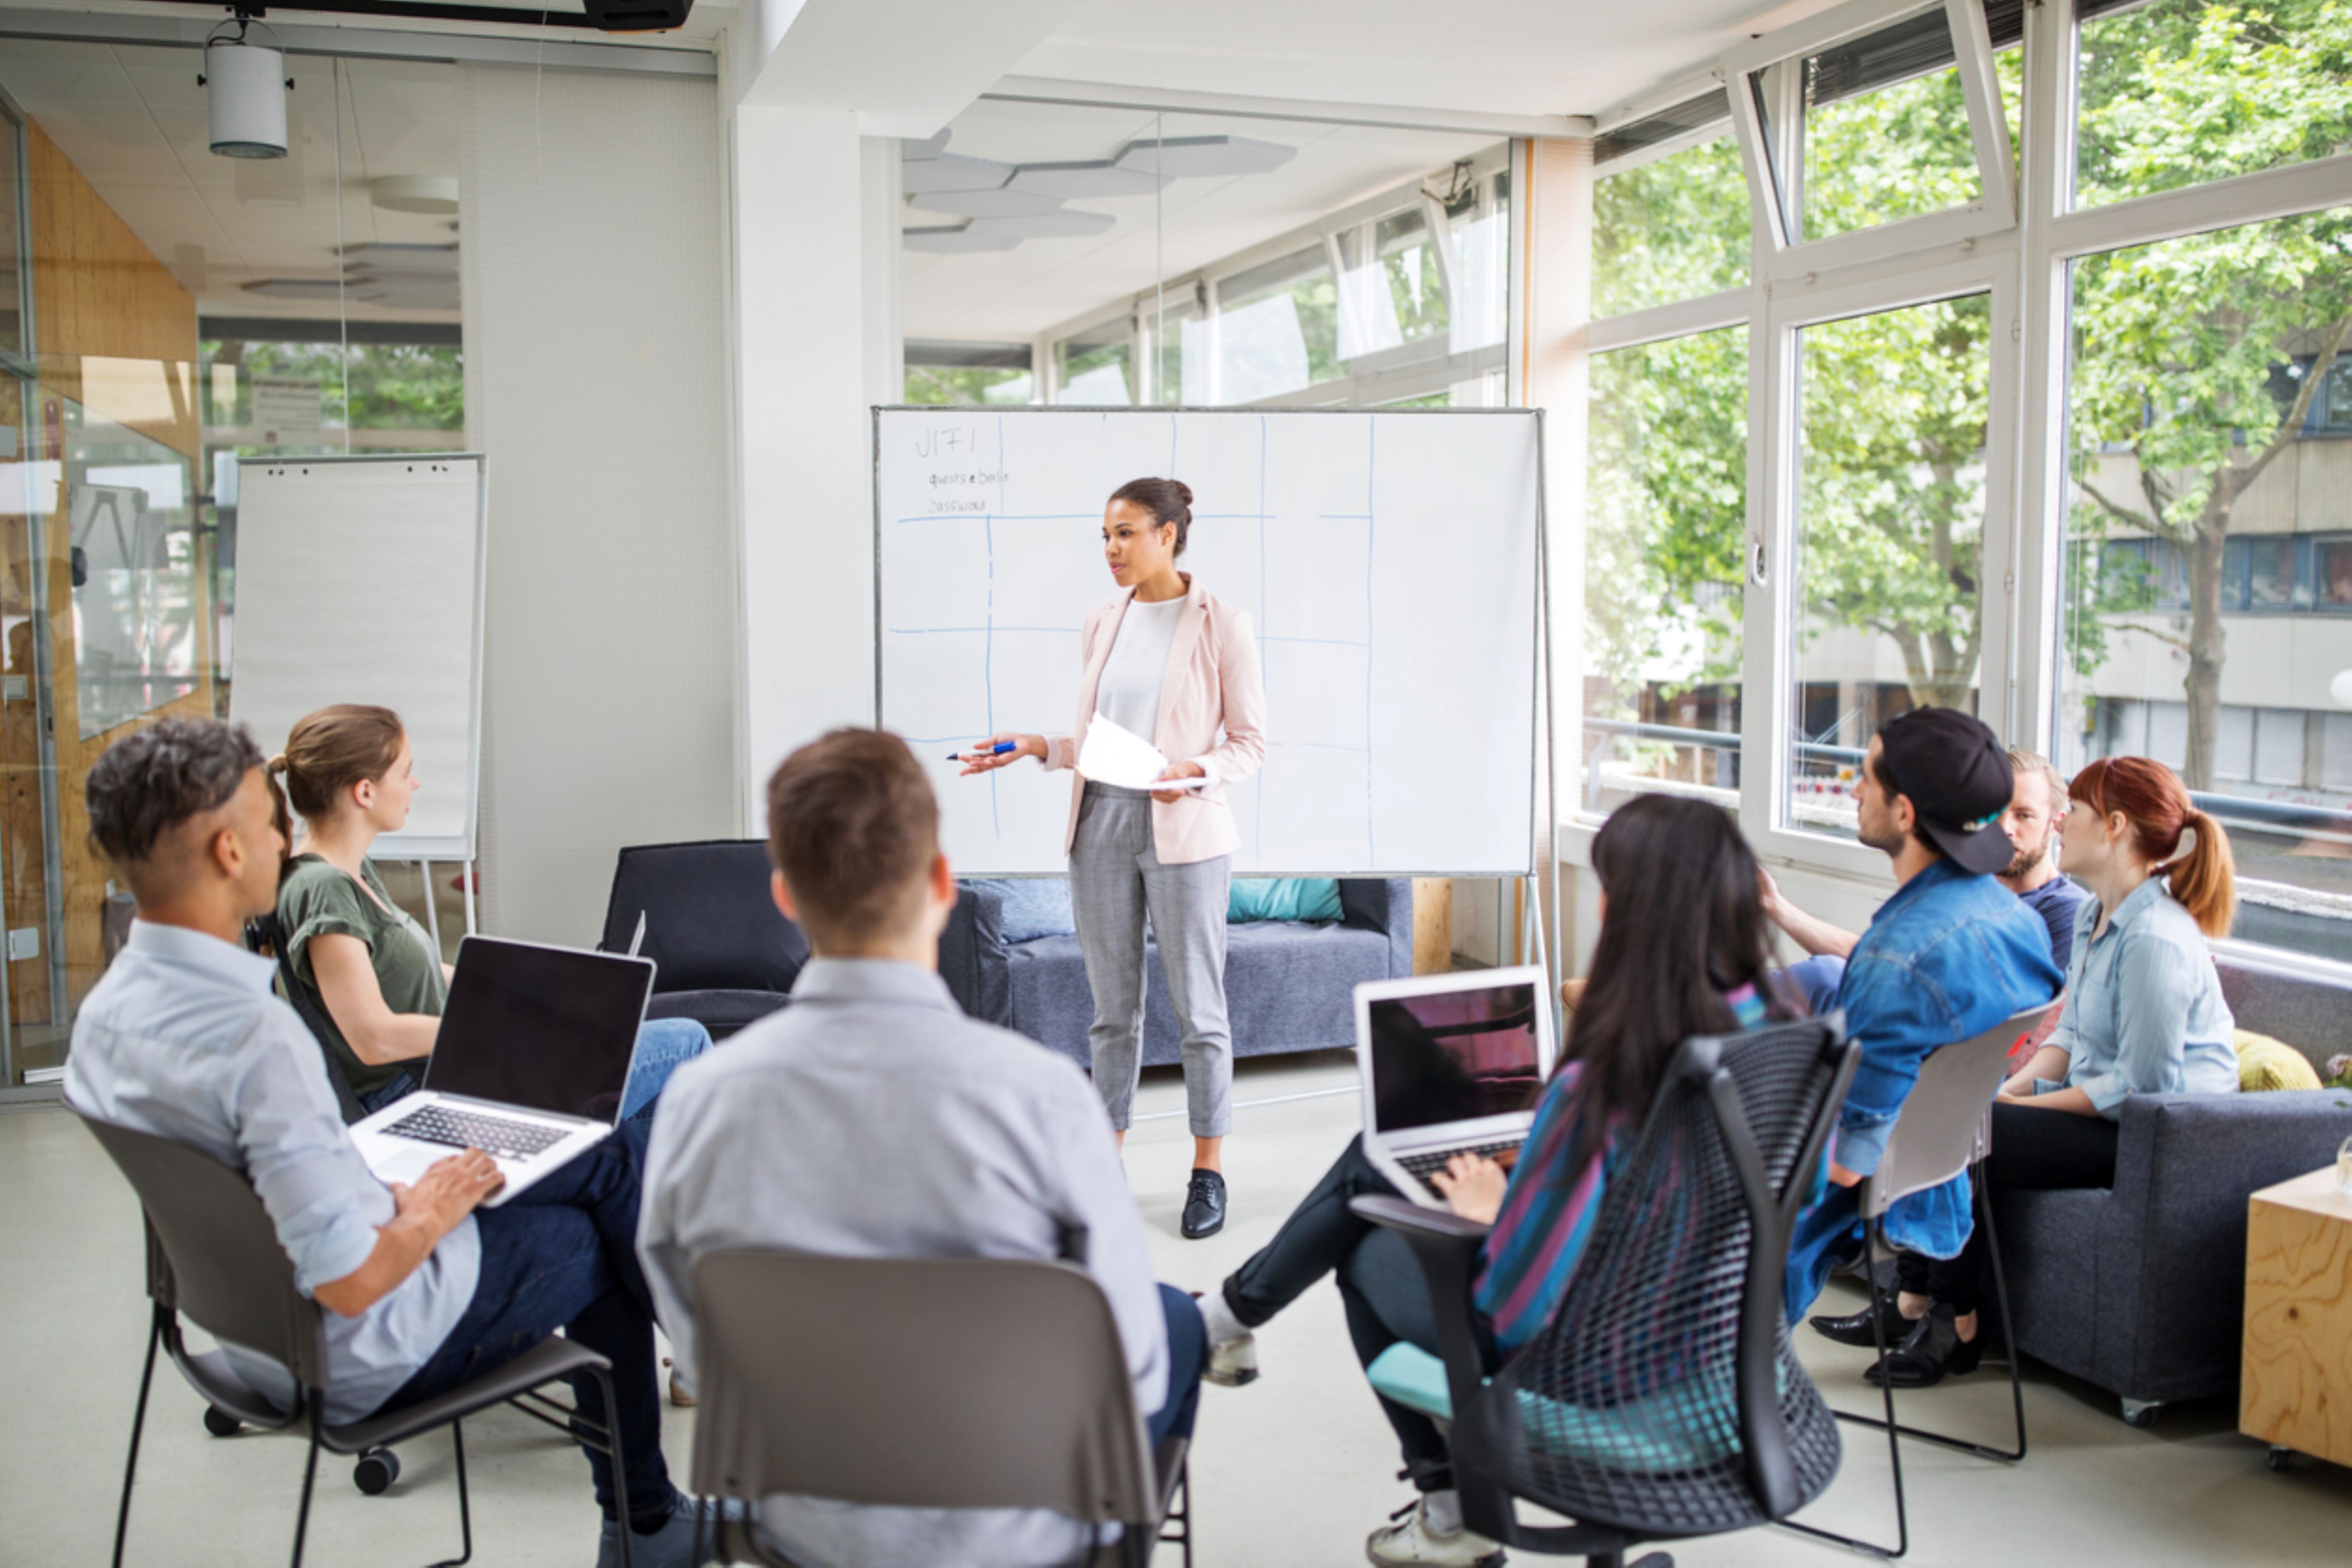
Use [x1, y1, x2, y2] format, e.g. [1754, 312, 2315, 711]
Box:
[903, 225, 1023, 254]
[908, 186, 1065, 218]
[966, 209, 1118, 239]
[1008, 161, 1168, 199]
[370, 175, 459, 215]
[902, 153, 1012, 196]
[901, 130, 951, 162]
[343, 243, 459, 274]
[242, 278, 345, 300]
[1114, 136, 1296, 178]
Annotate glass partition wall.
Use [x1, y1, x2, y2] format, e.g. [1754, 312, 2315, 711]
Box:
[0, 41, 465, 1091]
[1576, 0, 2352, 969]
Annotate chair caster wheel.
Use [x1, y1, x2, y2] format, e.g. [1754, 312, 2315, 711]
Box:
[202, 1407, 242, 1438]
[353, 1448, 400, 1495]
[2267, 1445, 2296, 1472]
[2119, 1398, 2162, 1429]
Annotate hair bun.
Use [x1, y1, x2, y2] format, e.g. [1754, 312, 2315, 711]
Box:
[266, 753, 289, 773]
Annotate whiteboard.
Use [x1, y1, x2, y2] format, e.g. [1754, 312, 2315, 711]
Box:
[229, 455, 487, 860]
[874, 407, 1540, 876]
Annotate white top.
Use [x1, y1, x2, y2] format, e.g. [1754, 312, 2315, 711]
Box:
[1093, 594, 1185, 745]
[64, 919, 479, 1423]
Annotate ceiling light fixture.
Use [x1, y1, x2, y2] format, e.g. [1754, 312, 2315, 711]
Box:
[1007, 161, 1169, 199]
[964, 209, 1118, 239]
[1113, 136, 1296, 179]
[902, 224, 1024, 255]
[907, 187, 1067, 219]
[370, 175, 460, 215]
[200, 16, 293, 160]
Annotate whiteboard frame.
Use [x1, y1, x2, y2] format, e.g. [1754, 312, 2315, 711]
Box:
[869, 405, 1544, 880]
[232, 451, 489, 863]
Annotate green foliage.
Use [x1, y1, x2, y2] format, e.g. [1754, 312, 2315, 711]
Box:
[1803, 64, 1983, 241]
[201, 340, 464, 435]
[1593, 137, 1749, 317]
[905, 364, 1034, 406]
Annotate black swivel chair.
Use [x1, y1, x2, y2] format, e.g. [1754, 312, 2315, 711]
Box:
[1353, 1016, 1860, 1568]
[73, 1105, 638, 1568]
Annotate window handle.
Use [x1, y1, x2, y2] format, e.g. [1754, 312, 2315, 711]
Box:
[1751, 538, 1769, 586]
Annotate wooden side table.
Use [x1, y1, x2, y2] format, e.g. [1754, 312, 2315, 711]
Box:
[2242, 1165, 2352, 1469]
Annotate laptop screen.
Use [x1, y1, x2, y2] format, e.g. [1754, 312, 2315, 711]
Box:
[1369, 981, 1546, 1135]
[425, 937, 652, 1122]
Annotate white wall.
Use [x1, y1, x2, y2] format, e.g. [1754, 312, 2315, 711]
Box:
[459, 64, 739, 942]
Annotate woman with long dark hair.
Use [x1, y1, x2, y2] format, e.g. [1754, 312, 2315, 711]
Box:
[958, 477, 1267, 1237]
[1193, 794, 1793, 1567]
[1867, 753, 2239, 1387]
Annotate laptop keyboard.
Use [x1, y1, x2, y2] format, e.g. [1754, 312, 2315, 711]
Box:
[1395, 1138, 1524, 1197]
[384, 1105, 569, 1162]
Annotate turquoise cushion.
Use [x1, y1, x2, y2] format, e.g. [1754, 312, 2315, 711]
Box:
[964, 879, 1077, 945]
[1227, 877, 1344, 924]
[1365, 1344, 1749, 1474]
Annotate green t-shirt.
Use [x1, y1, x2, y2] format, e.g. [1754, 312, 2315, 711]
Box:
[278, 854, 447, 1098]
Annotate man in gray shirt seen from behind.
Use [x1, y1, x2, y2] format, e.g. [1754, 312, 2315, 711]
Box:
[638, 727, 1207, 1568]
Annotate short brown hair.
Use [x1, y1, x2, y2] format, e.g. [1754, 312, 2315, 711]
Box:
[2006, 746, 2066, 812]
[765, 729, 940, 944]
[271, 704, 405, 822]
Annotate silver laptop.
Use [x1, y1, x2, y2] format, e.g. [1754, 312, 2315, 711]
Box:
[351, 935, 656, 1206]
[1355, 966, 1557, 1209]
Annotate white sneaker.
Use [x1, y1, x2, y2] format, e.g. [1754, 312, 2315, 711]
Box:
[1207, 1331, 1259, 1387]
[1365, 1499, 1505, 1567]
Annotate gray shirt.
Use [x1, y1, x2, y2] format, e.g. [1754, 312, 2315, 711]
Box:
[2043, 877, 2239, 1115]
[64, 919, 479, 1422]
[638, 957, 1166, 1568]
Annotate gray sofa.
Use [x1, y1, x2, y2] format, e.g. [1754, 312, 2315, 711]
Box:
[960, 877, 1415, 1072]
[1996, 950, 2352, 1422]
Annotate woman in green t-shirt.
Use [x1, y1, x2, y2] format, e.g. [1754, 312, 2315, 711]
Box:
[270, 704, 713, 1119]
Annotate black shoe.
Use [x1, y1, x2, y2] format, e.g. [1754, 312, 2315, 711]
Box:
[1181, 1168, 1227, 1239]
[1810, 1295, 1914, 1349]
[1864, 1304, 1984, 1389]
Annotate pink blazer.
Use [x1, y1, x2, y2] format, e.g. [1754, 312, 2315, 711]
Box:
[1042, 576, 1268, 865]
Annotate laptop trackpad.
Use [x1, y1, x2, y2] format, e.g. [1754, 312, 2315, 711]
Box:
[370, 1143, 449, 1189]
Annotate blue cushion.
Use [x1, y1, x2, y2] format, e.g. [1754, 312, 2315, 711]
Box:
[966, 878, 1077, 944]
[1366, 1343, 1749, 1474]
[1228, 877, 1344, 924]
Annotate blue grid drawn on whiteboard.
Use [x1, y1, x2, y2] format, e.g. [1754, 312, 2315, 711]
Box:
[886, 411, 1380, 869]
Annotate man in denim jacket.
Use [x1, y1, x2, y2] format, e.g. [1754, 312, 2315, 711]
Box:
[1784, 708, 2064, 1356]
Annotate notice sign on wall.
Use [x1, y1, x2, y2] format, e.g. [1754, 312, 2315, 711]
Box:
[250, 375, 323, 444]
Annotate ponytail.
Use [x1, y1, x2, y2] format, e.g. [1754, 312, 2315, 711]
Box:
[277, 705, 406, 822]
[2166, 808, 2238, 939]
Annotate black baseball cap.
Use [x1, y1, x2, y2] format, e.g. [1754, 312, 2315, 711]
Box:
[1875, 707, 2014, 875]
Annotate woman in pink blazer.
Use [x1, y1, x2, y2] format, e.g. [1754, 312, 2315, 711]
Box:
[963, 477, 1267, 1237]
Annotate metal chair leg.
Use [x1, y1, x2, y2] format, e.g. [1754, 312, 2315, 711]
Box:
[290, 1406, 324, 1568]
[1782, 1227, 1909, 1559]
[587, 1367, 633, 1568]
[112, 1308, 163, 1568]
[1977, 1173, 2028, 1464]
[426, 1419, 473, 1568]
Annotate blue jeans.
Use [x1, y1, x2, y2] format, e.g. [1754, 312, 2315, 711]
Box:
[376, 1121, 674, 1523]
[1781, 955, 1847, 1019]
[356, 1018, 713, 1122]
[1150, 1285, 1208, 1450]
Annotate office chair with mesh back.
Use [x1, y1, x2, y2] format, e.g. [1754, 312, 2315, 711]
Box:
[1781, 1001, 2059, 1560]
[682, 1250, 1191, 1567]
[73, 1106, 638, 1568]
[1353, 1015, 1861, 1568]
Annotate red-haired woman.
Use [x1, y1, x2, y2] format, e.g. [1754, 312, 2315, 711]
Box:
[1878, 754, 2239, 1386]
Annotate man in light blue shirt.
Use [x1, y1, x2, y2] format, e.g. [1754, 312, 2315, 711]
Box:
[63, 719, 705, 1567]
[640, 728, 1207, 1568]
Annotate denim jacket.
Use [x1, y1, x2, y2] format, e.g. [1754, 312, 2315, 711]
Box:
[1785, 858, 2065, 1320]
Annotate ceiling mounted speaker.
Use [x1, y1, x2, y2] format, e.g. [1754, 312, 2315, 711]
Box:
[579, 0, 694, 31]
[1008, 161, 1169, 199]
[903, 225, 1023, 254]
[201, 21, 292, 160]
[902, 153, 1013, 196]
[371, 175, 459, 215]
[1114, 136, 1296, 178]
[907, 186, 1065, 219]
[966, 209, 1118, 239]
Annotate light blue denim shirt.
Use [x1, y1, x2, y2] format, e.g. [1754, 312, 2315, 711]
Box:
[1785, 858, 2064, 1319]
[64, 919, 479, 1423]
[2041, 877, 2237, 1115]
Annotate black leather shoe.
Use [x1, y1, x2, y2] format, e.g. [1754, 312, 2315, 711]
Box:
[1809, 1295, 1914, 1349]
[1864, 1304, 1984, 1389]
[1181, 1168, 1227, 1239]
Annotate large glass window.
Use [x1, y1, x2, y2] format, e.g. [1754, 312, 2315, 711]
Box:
[904, 340, 1034, 406]
[1582, 328, 1749, 817]
[1593, 133, 1750, 317]
[2060, 203, 2352, 954]
[1787, 294, 1993, 837]
[1794, 9, 1984, 241]
[0, 105, 21, 362]
[1214, 246, 1340, 403]
[2075, 0, 2352, 210]
[1055, 317, 1132, 406]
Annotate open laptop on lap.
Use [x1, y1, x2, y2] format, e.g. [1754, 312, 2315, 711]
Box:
[349, 935, 656, 1206]
[1355, 966, 1557, 1209]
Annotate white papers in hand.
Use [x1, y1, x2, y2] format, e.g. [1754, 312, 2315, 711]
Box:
[1077, 714, 1212, 791]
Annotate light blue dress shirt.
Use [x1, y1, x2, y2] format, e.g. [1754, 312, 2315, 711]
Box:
[2041, 877, 2238, 1115]
[64, 919, 479, 1423]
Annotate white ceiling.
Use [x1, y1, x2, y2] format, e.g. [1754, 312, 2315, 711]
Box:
[902, 101, 1496, 343]
[0, 37, 463, 324]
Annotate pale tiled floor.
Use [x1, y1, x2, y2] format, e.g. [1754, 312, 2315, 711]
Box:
[6, 1049, 2350, 1566]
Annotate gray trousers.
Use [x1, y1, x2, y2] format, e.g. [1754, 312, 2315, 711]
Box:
[1067, 782, 1233, 1137]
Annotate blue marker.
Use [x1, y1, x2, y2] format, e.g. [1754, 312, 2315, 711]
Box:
[949, 740, 1020, 761]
